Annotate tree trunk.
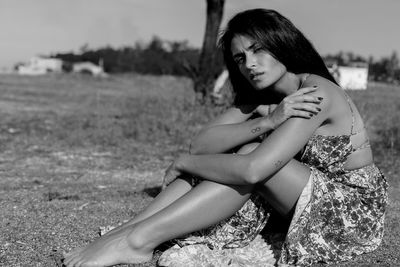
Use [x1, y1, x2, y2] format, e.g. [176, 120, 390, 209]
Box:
[194, 0, 225, 103]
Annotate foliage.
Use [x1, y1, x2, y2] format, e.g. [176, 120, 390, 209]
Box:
[51, 37, 201, 77]
[52, 42, 400, 86]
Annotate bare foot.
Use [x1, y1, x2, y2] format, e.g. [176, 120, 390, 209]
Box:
[64, 227, 152, 267]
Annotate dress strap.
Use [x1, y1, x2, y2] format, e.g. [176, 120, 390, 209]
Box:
[343, 92, 356, 135]
[343, 91, 371, 152]
[352, 141, 371, 152]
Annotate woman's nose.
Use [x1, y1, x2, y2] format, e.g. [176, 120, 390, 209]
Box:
[245, 54, 256, 69]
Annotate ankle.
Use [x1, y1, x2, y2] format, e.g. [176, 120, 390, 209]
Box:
[126, 225, 155, 252]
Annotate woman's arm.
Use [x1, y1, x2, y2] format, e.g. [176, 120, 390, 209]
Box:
[189, 106, 273, 154]
[175, 88, 330, 185]
[190, 87, 322, 155]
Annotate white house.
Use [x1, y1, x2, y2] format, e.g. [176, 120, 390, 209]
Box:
[16, 57, 63, 75]
[327, 61, 369, 90]
[336, 66, 369, 90]
[72, 61, 107, 77]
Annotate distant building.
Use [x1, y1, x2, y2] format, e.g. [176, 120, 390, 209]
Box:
[326, 60, 369, 90]
[72, 61, 107, 77]
[15, 57, 107, 77]
[16, 57, 63, 75]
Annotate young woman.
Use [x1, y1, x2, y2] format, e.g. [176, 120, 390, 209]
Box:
[64, 9, 388, 267]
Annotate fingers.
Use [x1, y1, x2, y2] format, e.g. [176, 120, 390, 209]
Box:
[255, 105, 269, 113]
[161, 183, 168, 191]
[294, 86, 318, 95]
[296, 102, 321, 112]
[254, 105, 270, 116]
[162, 170, 175, 189]
[289, 109, 317, 119]
[269, 104, 278, 112]
[63, 249, 82, 263]
[278, 101, 322, 119]
[285, 94, 322, 104]
[161, 175, 169, 190]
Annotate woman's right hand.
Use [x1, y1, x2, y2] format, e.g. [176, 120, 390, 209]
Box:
[254, 86, 322, 129]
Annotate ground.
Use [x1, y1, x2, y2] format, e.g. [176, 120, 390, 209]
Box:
[0, 74, 399, 266]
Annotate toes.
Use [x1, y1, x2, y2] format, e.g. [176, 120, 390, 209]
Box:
[64, 254, 79, 267]
[63, 251, 73, 259]
[63, 253, 75, 264]
[64, 248, 82, 258]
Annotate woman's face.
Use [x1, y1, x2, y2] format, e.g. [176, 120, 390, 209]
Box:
[230, 34, 286, 90]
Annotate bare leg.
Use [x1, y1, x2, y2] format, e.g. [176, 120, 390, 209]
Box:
[106, 176, 194, 231]
[65, 143, 312, 267]
[257, 159, 310, 217]
[225, 143, 311, 217]
[125, 156, 311, 252]
[64, 144, 257, 267]
[64, 180, 254, 267]
[64, 176, 194, 259]
[113, 142, 263, 229]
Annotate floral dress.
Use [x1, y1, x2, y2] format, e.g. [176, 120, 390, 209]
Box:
[280, 135, 388, 265]
[158, 87, 388, 266]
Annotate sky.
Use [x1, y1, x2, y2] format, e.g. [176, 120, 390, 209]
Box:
[0, 0, 399, 69]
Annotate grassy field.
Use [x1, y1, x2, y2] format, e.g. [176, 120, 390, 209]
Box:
[0, 73, 399, 266]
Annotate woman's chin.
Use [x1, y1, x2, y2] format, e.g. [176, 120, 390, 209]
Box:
[250, 80, 270, 90]
[252, 84, 268, 91]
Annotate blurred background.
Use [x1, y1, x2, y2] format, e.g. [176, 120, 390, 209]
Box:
[1, 0, 400, 86]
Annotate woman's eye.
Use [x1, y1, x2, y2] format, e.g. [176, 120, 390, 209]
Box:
[253, 47, 262, 53]
[235, 57, 244, 65]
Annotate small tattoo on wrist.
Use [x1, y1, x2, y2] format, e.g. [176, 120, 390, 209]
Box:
[251, 127, 261, 134]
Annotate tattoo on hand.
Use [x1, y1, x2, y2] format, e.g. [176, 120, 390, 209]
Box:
[251, 127, 261, 134]
[274, 160, 283, 168]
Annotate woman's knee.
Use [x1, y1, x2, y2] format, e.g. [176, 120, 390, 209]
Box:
[258, 159, 311, 216]
[236, 142, 260, 155]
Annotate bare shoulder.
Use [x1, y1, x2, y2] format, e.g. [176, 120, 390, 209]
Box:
[304, 74, 339, 93]
[302, 74, 340, 111]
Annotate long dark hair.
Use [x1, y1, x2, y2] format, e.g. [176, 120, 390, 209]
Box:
[219, 9, 338, 105]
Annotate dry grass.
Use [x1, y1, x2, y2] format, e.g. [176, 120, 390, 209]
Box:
[0, 74, 399, 266]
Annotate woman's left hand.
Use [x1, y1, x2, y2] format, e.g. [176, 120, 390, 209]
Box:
[162, 159, 184, 190]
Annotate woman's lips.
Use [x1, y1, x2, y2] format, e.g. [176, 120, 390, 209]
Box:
[249, 72, 264, 80]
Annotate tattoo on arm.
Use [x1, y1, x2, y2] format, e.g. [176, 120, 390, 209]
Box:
[274, 160, 283, 168]
[251, 127, 261, 134]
